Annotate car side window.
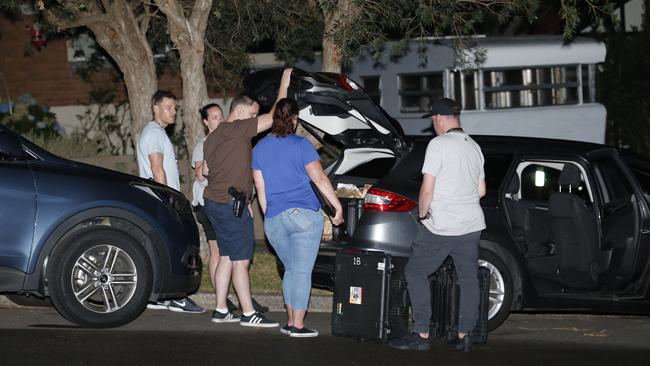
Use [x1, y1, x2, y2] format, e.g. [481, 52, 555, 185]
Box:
[484, 154, 513, 195]
[0, 131, 26, 162]
[520, 164, 562, 201]
[591, 156, 634, 204]
[516, 161, 591, 202]
[630, 168, 650, 196]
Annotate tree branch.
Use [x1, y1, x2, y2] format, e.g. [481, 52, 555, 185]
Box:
[45, 9, 108, 30]
[190, 0, 213, 32]
[153, 0, 187, 34]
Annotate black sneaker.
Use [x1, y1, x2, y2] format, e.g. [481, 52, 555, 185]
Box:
[240, 312, 279, 328]
[211, 310, 240, 323]
[252, 297, 269, 313]
[447, 335, 473, 352]
[280, 324, 292, 335]
[290, 326, 318, 338]
[227, 299, 238, 313]
[234, 298, 269, 313]
[388, 333, 432, 351]
[168, 297, 205, 314]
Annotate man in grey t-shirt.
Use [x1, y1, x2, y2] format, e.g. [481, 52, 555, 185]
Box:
[136, 90, 204, 314]
[390, 98, 486, 352]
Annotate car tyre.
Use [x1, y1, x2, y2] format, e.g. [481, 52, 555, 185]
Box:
[47, 227, 152, 328]
[479, 248, 515, 331]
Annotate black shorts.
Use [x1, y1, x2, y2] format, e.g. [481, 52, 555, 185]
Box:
[193, 204, 217, 241]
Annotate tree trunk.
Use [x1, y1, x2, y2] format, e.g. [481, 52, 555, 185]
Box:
[321, 0, 359, 73]
[179, 49, 208, 155]
[322, 7, 343, 73]
[155, 0, 212, 155]
[322, 37, 343, 73]
[84, 3, 158, 141]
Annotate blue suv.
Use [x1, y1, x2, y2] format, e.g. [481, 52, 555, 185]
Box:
[0, 125, 201, 328]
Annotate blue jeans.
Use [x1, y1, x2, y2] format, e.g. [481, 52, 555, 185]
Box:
[264, 208, 324, 310]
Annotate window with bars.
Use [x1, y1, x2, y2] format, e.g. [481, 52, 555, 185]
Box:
[451, 70, 478, 110]
[482, 66, 582, 109]
[398, 73, 444, 113]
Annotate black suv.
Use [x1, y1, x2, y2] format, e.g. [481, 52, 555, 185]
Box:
[245, 68, 650, 331]
[0, 125, 201, 328]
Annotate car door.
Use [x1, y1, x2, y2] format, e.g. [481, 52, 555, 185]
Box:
[589, 149, 650, 294]
[0, 129, 37, 277]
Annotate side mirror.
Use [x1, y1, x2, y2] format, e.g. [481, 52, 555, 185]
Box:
[0, 131, 25, 159]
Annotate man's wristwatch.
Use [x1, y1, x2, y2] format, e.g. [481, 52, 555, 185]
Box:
[417, 212, 430, 221]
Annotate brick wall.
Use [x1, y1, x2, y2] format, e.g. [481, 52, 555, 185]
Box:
[0, 14, 186, 107]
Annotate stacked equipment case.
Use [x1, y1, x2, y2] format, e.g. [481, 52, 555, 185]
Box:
[430, 258, 490, 344]
[331, 251, 409, 341]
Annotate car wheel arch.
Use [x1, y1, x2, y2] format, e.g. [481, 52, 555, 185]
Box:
[24, 207, 168, 300]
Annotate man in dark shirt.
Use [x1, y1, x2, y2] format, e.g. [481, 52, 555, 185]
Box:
[203, 68, 292, 327]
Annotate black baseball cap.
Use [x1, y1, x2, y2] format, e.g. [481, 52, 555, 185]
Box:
[422, 98, 461, 118]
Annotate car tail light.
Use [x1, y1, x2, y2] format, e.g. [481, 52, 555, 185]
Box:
[337, 75, 359, 91]
[364, 188, 417, 212]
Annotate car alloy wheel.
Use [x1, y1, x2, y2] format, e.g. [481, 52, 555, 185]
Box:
[48, 227, 152, 328]
[71, 244, 138, 313]
[479, 258, 506, 320]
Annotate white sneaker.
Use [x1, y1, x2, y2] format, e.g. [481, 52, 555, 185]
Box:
[147, 301, 170, 310]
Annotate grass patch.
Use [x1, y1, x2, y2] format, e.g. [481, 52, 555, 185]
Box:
[198, 252, 330, 296]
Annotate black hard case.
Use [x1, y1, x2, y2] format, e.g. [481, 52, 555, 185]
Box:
[430, 258, 490, 344]
[331, 251, 408, 341]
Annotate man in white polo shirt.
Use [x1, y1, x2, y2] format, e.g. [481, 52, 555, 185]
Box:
[137, 90, 204, 314]
[389, 98, 486, 352]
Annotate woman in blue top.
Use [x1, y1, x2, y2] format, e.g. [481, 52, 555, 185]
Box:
[252, 98, 343, 337]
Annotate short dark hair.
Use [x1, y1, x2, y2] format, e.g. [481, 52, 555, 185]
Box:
[271, 98, 299, 137]
[229, 93, 258, 113]
[152, 90, 176, 107]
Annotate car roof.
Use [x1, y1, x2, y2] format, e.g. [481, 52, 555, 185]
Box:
[410, 134, 610, 156]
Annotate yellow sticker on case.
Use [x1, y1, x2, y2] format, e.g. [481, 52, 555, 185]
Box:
[349, 286, 363, 305]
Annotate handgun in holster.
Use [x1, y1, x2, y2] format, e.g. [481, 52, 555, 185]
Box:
[228, 187, 246, 217]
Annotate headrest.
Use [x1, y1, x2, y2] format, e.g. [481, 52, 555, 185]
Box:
[506, 174, 520, 195]
[558, 164, 582, 186]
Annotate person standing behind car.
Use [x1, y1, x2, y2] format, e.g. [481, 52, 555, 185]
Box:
[136, 90, 204, 314]
[202, 68, 292, 327]
[252, 98, 344, 337]
[192, 103, 229, 309]
[192, 103, 268, 315]
[389, 98, 486, 352]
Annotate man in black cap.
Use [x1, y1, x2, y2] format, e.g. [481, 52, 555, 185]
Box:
[389, 98, 486, 352]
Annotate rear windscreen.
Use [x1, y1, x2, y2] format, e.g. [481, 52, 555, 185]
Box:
[343, 157, 396, 179]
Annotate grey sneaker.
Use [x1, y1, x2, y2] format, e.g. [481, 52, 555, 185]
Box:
[240, 312, 279, 328]
[211, 310, 240, 323]
[168, 297, 205, 314]
[147, 301, 170, 310]
[388, 333, 432, 351]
